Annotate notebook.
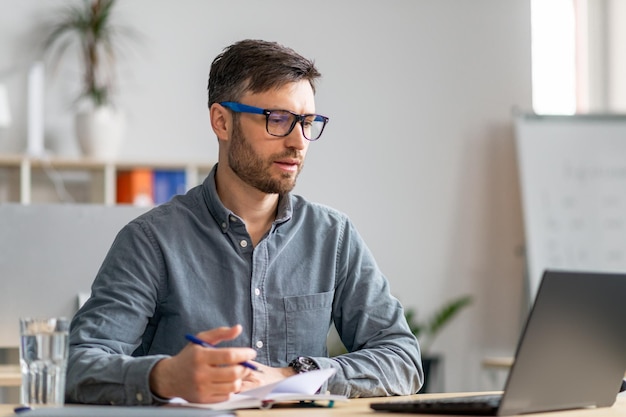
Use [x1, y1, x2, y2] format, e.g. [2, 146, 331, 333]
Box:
[371, 270, 626, 415]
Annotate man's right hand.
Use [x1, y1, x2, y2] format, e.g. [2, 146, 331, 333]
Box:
[149, 324, 257, 403]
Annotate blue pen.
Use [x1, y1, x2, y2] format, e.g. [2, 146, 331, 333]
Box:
[185, 333, 263, 372]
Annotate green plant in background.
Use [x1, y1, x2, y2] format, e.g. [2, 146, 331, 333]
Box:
[405, 295, 473, 353]
[328, 295, 473, 358]
[42, 0, 136, 108]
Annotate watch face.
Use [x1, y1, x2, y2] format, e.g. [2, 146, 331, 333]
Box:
[299, 357, 315, 366]
[290, 356, 319, 373]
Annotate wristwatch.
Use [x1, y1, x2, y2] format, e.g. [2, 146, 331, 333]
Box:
[289, 356, 319, 373]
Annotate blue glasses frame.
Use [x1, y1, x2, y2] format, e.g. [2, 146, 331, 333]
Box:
[220, 101, 329, 141]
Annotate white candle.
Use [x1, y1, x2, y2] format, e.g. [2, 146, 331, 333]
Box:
[0, 84, 11, 128]
[27, 61, 45, 155]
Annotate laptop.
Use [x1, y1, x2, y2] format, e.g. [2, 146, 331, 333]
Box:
[371, 270, 626, 415]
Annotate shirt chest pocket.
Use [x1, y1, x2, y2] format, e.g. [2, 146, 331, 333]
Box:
[283, 291, 333, 360]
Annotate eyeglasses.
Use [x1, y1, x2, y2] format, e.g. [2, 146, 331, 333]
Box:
[220, 101, 329, 141]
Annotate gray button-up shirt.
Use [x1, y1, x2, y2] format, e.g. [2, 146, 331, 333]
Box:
[66, 166, 423, 405]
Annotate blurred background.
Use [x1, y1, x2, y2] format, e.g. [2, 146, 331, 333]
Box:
[0, 0, 624, 395]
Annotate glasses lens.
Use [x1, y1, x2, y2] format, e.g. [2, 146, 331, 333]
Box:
[304, 115, 326, 141]
[302, 114, 324, 140]
[266, 111, 296, 136]
[266, 110, 327, 140]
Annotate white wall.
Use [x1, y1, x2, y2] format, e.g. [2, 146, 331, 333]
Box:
[0, 0, 532, 391]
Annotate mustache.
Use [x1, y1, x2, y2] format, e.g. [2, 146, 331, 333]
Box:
[273, 149, 303, 161]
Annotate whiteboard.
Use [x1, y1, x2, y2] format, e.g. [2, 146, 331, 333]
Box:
[515, 114, 626, 300]
[0, 204, 148, 347]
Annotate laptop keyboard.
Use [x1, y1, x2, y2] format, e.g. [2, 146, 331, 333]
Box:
[370, 394, 503, 415]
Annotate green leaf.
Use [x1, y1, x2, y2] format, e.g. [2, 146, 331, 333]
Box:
[41, 0, 140, 109]
[425, 295, 472, 338]
[404, 295, 472, 352]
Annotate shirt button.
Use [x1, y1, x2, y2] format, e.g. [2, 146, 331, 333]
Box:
[256, 340, 263, 348]
[240, 240, 248, 248]
[136, 392, 143, 402]
[230, 215, 237, 222]
[254, 288, 261, 296]
[221, 222, 227, 229]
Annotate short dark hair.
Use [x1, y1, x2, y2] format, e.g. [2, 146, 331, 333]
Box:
[207, 39, 321, 108]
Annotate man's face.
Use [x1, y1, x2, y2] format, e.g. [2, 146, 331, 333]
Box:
[226, 80, 314, 194]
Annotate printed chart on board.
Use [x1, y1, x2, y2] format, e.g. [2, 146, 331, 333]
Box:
[515, 114, 626, 300]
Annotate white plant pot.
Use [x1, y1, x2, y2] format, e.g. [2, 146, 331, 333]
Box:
[75, 107, 125, 160]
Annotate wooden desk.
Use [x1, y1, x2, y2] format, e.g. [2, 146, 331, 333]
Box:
[2, 395, 626, 416]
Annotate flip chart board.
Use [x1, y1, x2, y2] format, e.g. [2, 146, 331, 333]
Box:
[515, 114, 626, 300]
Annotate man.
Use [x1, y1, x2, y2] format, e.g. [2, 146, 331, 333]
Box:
[66, 39, 423, 405]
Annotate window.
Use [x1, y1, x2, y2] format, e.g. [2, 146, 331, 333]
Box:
[531, 0, 577, 115]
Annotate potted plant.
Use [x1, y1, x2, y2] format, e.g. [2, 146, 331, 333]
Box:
[42, 0, 135, 159]
[405, 295, 473, 392]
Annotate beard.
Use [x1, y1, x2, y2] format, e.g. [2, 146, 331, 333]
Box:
[228, 121, 304, 194]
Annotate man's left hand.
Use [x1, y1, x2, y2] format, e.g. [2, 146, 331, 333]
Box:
[240, 362, 296, 391]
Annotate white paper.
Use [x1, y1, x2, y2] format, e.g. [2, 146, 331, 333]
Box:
[176, 368, 347, 410]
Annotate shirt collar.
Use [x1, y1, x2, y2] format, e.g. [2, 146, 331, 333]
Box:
[202, 164, 293, 232]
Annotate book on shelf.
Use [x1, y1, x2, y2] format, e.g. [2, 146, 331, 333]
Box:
[116, 169, 188, 206]
[116, 169, 154, 206]
[170, 368, 347, 411]
[153, 169, 187, 205]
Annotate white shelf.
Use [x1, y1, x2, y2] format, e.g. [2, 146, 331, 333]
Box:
[0, 153, 214, 205]
[0, 365, 20, 387]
